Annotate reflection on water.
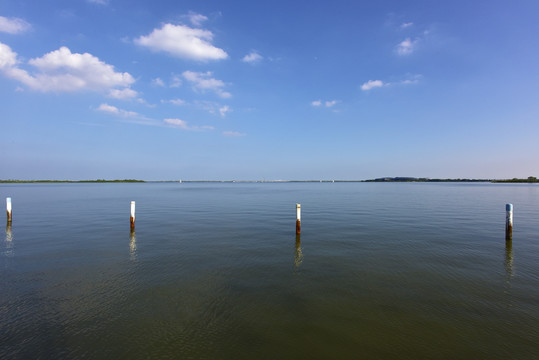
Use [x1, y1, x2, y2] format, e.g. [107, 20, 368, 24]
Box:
[503, 240, 514, 310]
[3, 223, 14, 258]
[129, 230, 137, 261]
[504, 240, 513, 278]
[5, 223, 12, 242]
[294, 235, 303, 268]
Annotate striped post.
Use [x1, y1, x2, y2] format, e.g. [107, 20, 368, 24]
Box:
[505, 203, 513, 241]
[6, 197, 12, 223]
[130, 201, 135, 230]
[296, 203, 301, 235]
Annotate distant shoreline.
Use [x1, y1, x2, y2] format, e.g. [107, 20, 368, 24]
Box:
[1, 177, 537, 184]
[0, 179, 145, 184]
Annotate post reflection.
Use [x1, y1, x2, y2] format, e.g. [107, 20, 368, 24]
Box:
[294, 234, 303, 268]
[129, 229, 137, 261]
[6, 223, 12, 242]
[4, 223, 14, 257]
[505, 240, 513, 278]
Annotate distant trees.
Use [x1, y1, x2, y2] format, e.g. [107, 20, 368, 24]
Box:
[492, 176, 538, 183]
[365, 177, 490, 182]
[365, 177, 539, 183]
[0, 179, 145, 183]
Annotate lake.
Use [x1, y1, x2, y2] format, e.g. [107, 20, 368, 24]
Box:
[1, 182, 538, 359]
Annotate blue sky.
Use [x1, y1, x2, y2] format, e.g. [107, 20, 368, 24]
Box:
[1, 0, 538, 180]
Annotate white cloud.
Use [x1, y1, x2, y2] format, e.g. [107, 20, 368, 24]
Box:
[164, 118, 214, 131]
[400, 22, 414, 29]
[193, 100, 218, 115]
[87, 0, 109, 5]
[164, 118, 189, 129]
[152, 77, 165, 87]
[0, 43, 36, 87]
[0, 42, 18, 68]
[0, 43, 135, 94]
[361, 80, 385, 91]
[219, 105, 231, 117]
[401, 75, 422, 85]
[325, 100, 338, 107]
[109, 88, 138, 100]
[360, 75, 421, 91]
[0, 16, 31, 34]
[396, 37, 418, 55]
[188, 12, 208, 27]
[170, 74, 182, 88]
[313, 99, 339, 107]
[167, 98, 186, 105]
[97, 103, 138, 117]
[223, 131, 246, 137]
[135, 23, 228, 61]
[97, 103, 120, 114]
[183, 70, 231, 98]
[242, 51, 263, 63]
[97, 104, 224, 129]
[400, 74, 422, 85]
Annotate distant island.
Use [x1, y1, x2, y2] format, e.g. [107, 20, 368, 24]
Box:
[491, 176, 538, 183]
[365, 177, 538, 183]
[0, 179, 145, 183]
[364, 177, 490, 182]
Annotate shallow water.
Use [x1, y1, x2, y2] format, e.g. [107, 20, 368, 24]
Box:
[1, 182, 538, 359]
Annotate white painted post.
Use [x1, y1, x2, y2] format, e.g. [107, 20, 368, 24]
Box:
[505, 203, 513, 240]
[6, 197, 12, 223]
[130, 201, 135, 230]
[296, 203, 301, 235]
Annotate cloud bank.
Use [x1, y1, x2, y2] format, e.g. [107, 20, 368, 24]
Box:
[0, 43, 135, 94]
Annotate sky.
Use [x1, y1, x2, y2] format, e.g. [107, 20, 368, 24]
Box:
[1, 0, 538, 181]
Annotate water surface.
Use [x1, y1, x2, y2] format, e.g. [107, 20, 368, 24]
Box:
[1, 182, 538, 358]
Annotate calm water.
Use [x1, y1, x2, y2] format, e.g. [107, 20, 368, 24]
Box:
[1, 182, 538, 359]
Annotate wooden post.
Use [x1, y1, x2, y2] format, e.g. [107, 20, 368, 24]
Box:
[296, 203, 301, 235]
[505, 203, 513, 241]
[6, 197, 12, 223]
[130, 201, 135, 230]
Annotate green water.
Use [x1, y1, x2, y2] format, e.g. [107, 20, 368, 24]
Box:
[1, 182, 538, 358]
